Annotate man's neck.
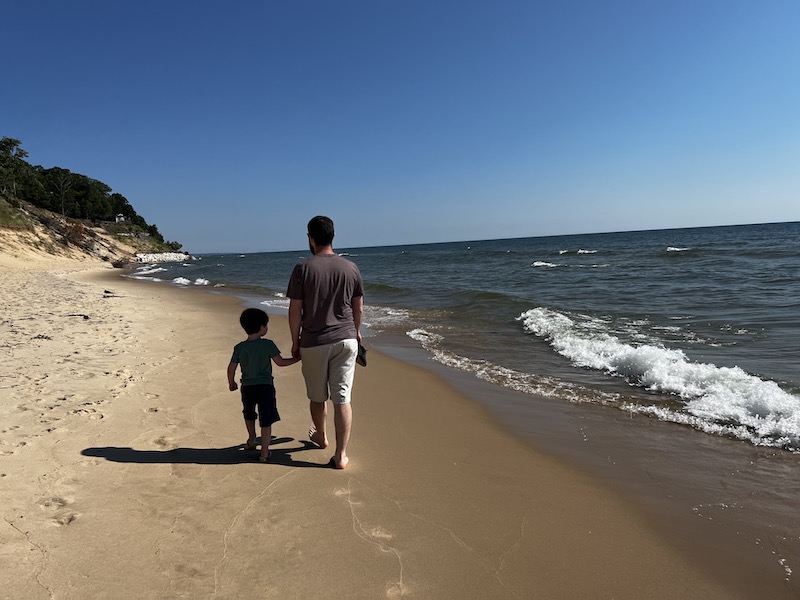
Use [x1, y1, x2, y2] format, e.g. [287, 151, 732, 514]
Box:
[314, 245, 335, 255]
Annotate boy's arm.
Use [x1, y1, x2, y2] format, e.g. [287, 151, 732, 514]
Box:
[272, 355, 300, 367]
[227, 362, 238, 391]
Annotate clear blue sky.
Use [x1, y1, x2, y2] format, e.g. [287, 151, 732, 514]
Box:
[4, 1, 799, 253]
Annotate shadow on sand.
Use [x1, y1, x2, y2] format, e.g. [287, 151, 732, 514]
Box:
[82, 437, 330, 468]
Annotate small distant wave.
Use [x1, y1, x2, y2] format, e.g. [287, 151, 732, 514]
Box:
[136, 266, 167, 276]
[260, 297, 290, 310]
[532, 261, 562, 268]
[559, 249, 598, 255]
[532, 261, 607, 269]
[170, 277, 209, 286]
[517, 307, 800, 450]
[666, 246, 691, 252]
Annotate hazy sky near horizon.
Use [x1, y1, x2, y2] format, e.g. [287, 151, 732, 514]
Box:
[4, 1, 799, 253]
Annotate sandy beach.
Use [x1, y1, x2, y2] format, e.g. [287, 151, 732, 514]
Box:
[0, 253, 764, 598]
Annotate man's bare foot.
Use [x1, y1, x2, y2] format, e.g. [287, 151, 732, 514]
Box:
[309, 427, 328, 449]
[259, 450, 270, 463]
[331, 455, 349, 470]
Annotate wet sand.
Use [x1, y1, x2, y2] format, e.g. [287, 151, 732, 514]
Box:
[0, 254, 777, 598]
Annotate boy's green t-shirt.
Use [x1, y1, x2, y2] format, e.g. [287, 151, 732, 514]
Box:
[230, 338, 280, 386]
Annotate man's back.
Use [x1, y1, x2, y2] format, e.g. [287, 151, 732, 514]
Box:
[287, 254, 363, 347]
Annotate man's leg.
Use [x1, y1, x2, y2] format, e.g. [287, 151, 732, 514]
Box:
[327, 339, 357, 469]
[301, 345, 331, 449]
[332, 402, 352, 469]
[309, 400, 328, 449]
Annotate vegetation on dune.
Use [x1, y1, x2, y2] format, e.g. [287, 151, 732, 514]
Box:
[0, 136, 182, 254]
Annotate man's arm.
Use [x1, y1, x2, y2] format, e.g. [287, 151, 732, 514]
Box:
[352, 295, 363, 344]
[288, 298, 303, 359]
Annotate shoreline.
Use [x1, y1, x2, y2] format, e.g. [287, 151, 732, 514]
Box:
[0, 256, 791, 597]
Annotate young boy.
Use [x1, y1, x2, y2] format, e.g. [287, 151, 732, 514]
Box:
[227, 308, 299, 462]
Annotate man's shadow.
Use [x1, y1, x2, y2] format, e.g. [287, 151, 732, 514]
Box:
[82, 437, 332, 468]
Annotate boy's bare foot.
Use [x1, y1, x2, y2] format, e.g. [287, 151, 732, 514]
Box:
[309, 427, 328, 449]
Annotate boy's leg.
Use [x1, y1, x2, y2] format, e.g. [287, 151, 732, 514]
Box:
[241, 389, 259, 450]
[245, 419, 257, 444]
[260, 425, 271, 461]
[244, 419, 258, 450]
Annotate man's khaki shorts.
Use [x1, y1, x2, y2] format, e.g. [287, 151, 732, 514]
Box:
[300, 339, 358, 404]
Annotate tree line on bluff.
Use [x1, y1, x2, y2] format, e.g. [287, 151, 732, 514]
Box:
[0, 136, 181, 250]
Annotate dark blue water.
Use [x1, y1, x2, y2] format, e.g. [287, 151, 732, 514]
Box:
[130, 221, 800, 451]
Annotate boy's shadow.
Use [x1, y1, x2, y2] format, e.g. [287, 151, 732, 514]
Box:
[82, 437, 331, 468]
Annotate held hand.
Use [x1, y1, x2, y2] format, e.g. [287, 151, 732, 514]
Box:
[229, 381, 238, 391]
[291, 341, 301, 360]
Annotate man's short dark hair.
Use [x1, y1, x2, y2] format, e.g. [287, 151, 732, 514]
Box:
[239, 308, 268, 334]
[307, 215, 335, 246]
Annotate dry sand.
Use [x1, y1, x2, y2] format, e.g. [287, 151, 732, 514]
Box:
[1, 252, 744, 598]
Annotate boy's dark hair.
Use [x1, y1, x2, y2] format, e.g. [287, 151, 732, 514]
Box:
[239, 308, 268, 334]
[307, 215, 335, 246]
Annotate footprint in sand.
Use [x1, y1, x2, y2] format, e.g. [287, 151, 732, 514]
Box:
[39, 495, 79, 525]
[69, 408, 105, 419]
[39, 496, 70, 510]
[0, 441, 27, 455]
[52, 512, 78, 526]
[370, 527, 393, 540]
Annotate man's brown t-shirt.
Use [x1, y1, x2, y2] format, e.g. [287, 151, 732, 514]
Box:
[286, 254, 364, 348]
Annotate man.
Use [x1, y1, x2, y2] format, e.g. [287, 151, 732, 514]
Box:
[287, 216, 364, 469]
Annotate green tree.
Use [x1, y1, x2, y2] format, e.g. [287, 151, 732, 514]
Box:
[43, 167, 74, 215]
[0, 137, 32, 198]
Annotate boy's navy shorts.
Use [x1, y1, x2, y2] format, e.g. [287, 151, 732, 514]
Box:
[240, 384, 280, 427]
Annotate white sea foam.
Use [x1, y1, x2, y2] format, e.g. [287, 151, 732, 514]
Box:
[577, 249, 597, 254]
[194, 278, 210, 286]
[366, 306, 412, 330]
[667, 246, 691, 252]
[407, 328, 443, 344]
[172, 277, 191, 286]
[136, 252, 193, 263]
[406, 328, 619, 404]
[260, 297, 290, 310]
[532, 261, 561, 268]
[136, 266, 167, 275]
[517, 307, 800, 448]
